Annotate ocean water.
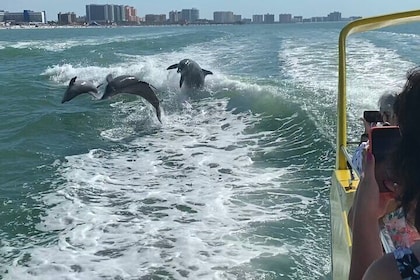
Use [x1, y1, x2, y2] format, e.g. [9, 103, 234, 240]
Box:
[0, 22, 419, 279]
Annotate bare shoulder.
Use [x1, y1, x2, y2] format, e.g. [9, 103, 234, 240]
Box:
[363, 253, 400, 280]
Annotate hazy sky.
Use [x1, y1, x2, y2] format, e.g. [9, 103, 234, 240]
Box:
[1, 1, 420, 21]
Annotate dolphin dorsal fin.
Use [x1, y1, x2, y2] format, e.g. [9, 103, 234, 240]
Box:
[69, 76, 77, 86]
[202, 69, 213, 76]
[106, 74, 113, 83]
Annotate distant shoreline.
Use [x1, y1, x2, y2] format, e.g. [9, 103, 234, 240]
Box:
[0, 21, 350, 30]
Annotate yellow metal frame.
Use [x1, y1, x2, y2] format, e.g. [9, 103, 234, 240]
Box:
[331, 9, 420, 280]
[336, 10, 420, 170]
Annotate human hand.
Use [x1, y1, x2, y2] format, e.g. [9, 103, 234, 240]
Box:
[356, 151, 394, 219]
[360, 117, 373, 134]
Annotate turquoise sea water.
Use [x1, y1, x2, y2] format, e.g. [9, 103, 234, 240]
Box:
[0, 22, 419, 279]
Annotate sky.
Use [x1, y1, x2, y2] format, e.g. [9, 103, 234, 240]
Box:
[1, 0, 420, 21]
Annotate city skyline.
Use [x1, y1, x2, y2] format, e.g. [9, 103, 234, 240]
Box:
[1, 0, 420, 21]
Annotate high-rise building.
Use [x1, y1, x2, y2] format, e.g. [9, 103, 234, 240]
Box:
[113, 5, 126, 22]
[264, 14, 275, 23]
[327, 11, 341, 21]
[2, 10, 46, 23]
[279, 14, 292, 23]
[58, 12, 77, 25]
[213, 11, 234, 23]
[293, 16, 303, 23]
[125, 6, 137, 22]
[252, 14, 263, 23]
[86, 4, 107, 22]
[169, 10, 181, 23]
[234, 15, 242, 22]
[181, 8, 199, 23]
[86, 4, 137, 23]
[106, 5, 114, 22]
[145, 14, 166, 24]
[311, 17, 325, 22]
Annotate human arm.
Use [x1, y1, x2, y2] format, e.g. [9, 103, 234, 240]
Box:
[360, 117, 371, 143]
[362, 253, 400, 280]
[348, 151, 394, 280]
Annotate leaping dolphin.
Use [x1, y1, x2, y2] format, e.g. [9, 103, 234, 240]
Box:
[101, 74, 162, 123]
[61, 76, 101, 103]
[167, 59, 213, 89]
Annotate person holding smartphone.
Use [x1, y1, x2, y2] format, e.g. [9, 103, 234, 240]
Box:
[351, 67, 420, 280]
[352, 92, 399, 176]
[378, 92, 399, 125]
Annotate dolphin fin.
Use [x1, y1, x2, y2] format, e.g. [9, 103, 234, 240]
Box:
[88, 90, 102, 100]
[180, 76, 184, 88]
[202, 69, 213, 76]
[167, 63, 179, 70]
[106, 74, 113, 83]
[69, 76, 77, 86]
[156, 106, 162, 123]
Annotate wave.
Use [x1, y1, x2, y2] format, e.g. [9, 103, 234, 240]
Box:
[279, 31, 415, 142]
[2, 96, 331, 279]
[1, 25, 339, 279]
[0, 30, 194, 52]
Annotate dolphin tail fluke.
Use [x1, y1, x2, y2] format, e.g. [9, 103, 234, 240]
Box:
[202, 69, 213, 76]
[167, 63, 179, 70]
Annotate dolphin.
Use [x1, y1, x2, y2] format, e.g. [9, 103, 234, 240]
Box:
[62, 76, 101, 103]
[167, 59, 213, 89]
[101, 74, 162, 123]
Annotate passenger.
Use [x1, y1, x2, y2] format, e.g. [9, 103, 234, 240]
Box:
[350, 67, 420, 279]
[348, 92, 401, 232]
[378, 92, 399, 126]
[351, 92, 398, 175]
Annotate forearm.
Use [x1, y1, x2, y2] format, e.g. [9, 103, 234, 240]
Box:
[349, 210, 383, 280]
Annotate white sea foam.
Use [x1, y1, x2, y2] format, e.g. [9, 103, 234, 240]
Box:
[279, 30, 416, 142]
[6, 30, 188, 52]
[2, 97, 321, 279]
[2, 26, 336, 279]
[42, 42, 275, 101]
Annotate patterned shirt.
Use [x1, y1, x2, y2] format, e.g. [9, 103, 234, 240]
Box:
[382, 207, 420, 249]
[394, 247, 420, 279]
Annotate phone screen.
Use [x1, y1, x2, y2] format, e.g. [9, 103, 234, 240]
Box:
[369, 126, 401, 192]
[363, 110, 382, 123]
[369, 126, 400, 161]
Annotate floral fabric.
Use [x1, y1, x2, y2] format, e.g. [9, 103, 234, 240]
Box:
[383, 207, 420, 249]
[394, 247, 420, 279]
[351, 141, 368, 176]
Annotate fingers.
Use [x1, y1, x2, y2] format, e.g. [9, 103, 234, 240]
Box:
[365, 150, 375, 174]
[361, 149, 375, 178]
[360, 116, 377, 133]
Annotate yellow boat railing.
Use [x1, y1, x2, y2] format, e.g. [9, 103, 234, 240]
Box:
[331, 9, 420, 280]
[336, 9, 420, 170]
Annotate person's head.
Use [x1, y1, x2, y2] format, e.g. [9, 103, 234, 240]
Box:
[392, 66, 420, 229]
[378, 92, 398, 125]
[375, 158, 400, 195]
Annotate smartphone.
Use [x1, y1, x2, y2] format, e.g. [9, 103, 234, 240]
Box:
[369, 126, 400, 161]
[364, 110, 383, 123]
[369, 126, 401, 192]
